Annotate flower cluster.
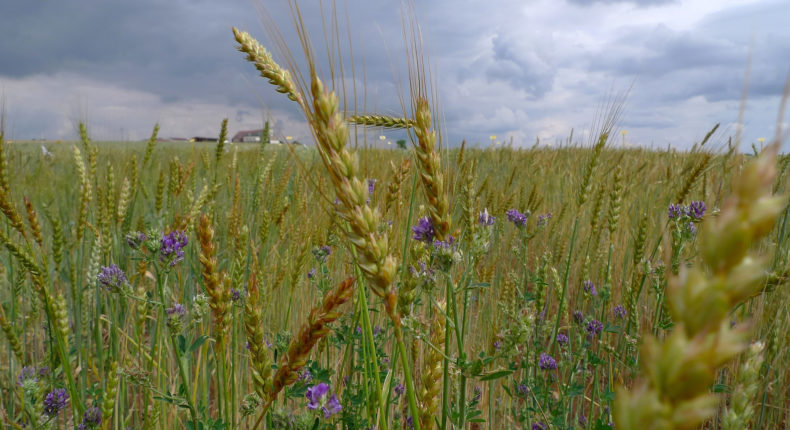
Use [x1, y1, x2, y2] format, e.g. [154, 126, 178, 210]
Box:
[17, 366, 37, 386]
[305, 383, 342, 418]
[506, 209, 528, 227]
[312, 245, 332, 263]
[77, 407, 101, 430]
[667, 201, 706, 221]
[538, 353, 557, 370]
[412, 216, 435, 243]
[586, 319, 604, 338]
[536, 212, 552, 227]
[583, 280, 597, 297]
[367, 178, 376, 196]
[394, 383, 405, 397]
[43, 388, 69, 417]
[166, 303, 187, 331]
[160, 230, 188, 267]
[97, 264, 126, 292]
[125, 231, 147, 250]
[478, 208, 495, 226]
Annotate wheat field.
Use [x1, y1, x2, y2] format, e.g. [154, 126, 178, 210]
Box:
[1, 4, 789, 430]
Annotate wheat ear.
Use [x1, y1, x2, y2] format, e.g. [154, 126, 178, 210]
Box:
[256, 277, 355, 421]
[310, 76, 400, 320]
[413, 97, 451, 241]
[197, 213, 231, 344]
[614, 146, 786, 429]
[348, 114, 416, 129]
[419, 302, 446, 429]
[233, 27, 305, 107]
[244, 258, 272, 400]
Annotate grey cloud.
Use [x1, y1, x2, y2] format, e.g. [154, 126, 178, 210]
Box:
[590, 24, 745, 77]
[485, 32, 555, 97]
[567, 0, 676, 6]
[0, 0, 788, 149]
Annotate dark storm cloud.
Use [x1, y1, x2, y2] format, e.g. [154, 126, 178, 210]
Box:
[0, 0, 788, 148]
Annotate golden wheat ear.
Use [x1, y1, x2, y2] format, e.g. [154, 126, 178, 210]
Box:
[258, 277, 356, 410]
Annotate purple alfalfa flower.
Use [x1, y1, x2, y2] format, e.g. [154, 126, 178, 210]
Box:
[306, 383, 329, 409]
[573, 310, 584, 324]
[412, 216, 435, 243]
[125, 231, 147, 250]
[78, 407, 102, 430]
[478, 208, 495, 226]
[373, 325, 383, 336]
[532, 421, 548, 430]
[367, 178, 376, 196]
[538, 353, 557, 371]
[17, 366, 37, 386]
[668, 203, 684, 220]
[579, 414, 588, 426]
[97, 264, 126, 291]
[687, 222, 697, 236]
[166, 303, 187, 331]
[506, 209, 527, 227]
[586, 319, 604, 337]
[306, 383, 342, 418]
[613, 305, 627, 320]
[307, 268, 316, 279]
[556, 333, 569, 347]
[583, 280, 597, 297]
[355, 326, 363, 335]
[43, 388, 69, 417]
[299, 369, 313, 383]
[394, 383, 405, 397]
[167, 303, 186, 318]
[405, 415, 414, 430]
[323, 394, 342, 418]
[536, 212, 552, 227]
[472, 386, 482, 402]
[313, 245, 332, 263]
[688, 200, 706, 220]
[160, 230, 188, 267]
[493, 340, 501, 351]
[231, 288, 243, 302]
[432, 235, 456, 251]
[516, 383, 529, 397]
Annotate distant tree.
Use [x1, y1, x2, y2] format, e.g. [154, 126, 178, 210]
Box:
[396, 139, 407, 150]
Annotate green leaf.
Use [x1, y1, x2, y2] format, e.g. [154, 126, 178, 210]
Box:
[479, 369, 513, 381]
[178, 334, 187, 354]
[190, 335, 209, 353]
[712, 383, 731, 393]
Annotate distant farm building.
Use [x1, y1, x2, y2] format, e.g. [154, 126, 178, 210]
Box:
[232, 129, 265, 143]
[190, 136, 219, 143]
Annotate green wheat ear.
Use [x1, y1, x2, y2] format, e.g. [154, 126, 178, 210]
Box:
[615, 145, 787, 430]
[348, 114, 416, 129]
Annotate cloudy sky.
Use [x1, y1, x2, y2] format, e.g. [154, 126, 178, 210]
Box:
[0, 0, 788, 150]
